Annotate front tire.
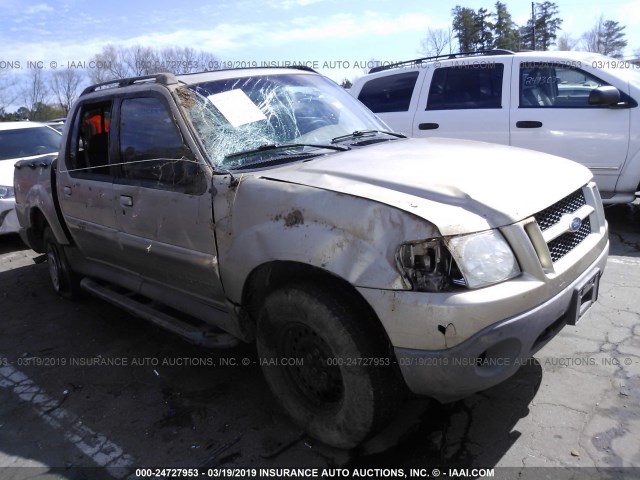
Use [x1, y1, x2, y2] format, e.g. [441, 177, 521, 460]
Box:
[256, 283, 401, 448]
[43, 226, 81, 299]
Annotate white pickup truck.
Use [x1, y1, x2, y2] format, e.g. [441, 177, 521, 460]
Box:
[350, 50, 640, 205]
[14, 67, 608, 447]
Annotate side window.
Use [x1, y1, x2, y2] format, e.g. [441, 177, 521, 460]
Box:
[520, 63, 609, 108]
[426, 64, 504, 110]
[357, 72, 419, 113]
[118, 96, 200, 192]
[67, 101, 112, 178]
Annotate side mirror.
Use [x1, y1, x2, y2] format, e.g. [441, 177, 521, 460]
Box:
[588, 86, 621, 106]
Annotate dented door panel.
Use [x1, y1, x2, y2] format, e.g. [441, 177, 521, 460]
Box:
[113, 182, 224, 304]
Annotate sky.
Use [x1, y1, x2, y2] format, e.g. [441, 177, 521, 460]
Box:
[1, 0, 639, 107]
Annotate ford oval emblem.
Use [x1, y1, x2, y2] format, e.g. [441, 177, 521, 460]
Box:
[569, 217, 582, 232]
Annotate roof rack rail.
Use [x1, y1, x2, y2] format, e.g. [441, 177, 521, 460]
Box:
[81, 72, 179, 96]
[368, 49, 515, 74]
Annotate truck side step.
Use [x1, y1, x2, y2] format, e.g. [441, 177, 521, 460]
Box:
[80, 278, 240, 349]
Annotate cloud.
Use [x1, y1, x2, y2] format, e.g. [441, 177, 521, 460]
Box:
[24, 3, 54, 14]
[77, 12, 432, 54]
[0, 10, 434, 74]
[120, 22, 267, 52]
[268, 0, 328, 10]
[264, 12, 432, 44]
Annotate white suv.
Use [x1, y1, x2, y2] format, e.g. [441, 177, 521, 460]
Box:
[350, 50, 640, 204]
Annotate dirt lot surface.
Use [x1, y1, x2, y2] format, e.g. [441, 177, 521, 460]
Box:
[1, 203, 639, 480]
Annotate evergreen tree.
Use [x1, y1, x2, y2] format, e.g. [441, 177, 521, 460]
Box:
[536, 2, 563, 50]
[601, 20, 627, 58]
[492, 2, 520, 50]
[520, 2, 563, 50]
[452, 6, 479, 52]
[582, 16, 627, 58]
[475, 8, 494, 50]
[451, 6, 496, 52]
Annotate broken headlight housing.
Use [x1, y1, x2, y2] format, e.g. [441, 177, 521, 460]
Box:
[397, 230, 520, 292]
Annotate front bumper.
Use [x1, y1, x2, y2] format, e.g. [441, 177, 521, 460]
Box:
[0, 198, 19, 235]
[389, 242, 608, 402]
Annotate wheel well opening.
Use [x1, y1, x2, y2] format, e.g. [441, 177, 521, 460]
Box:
[28, 209, 48, 253]
[241, 261, 396, 352]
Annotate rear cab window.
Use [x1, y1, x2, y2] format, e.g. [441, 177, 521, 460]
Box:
[66, 101, 112, 178]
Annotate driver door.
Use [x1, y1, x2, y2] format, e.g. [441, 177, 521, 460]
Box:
[112, 93, 226, 307]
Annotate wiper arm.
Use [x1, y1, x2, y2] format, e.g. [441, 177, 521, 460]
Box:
[224, 143, 349, 160]
[331, 130, 406, 144]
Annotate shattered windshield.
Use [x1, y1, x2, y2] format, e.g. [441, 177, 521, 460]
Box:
[179, 73, 387, 169]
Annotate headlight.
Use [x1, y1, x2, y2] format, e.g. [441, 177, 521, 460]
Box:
[0, 185, 15, 199]
[397, 239, 464, 292]
[447, 230, 520, 289]
[397, 230, 520, 292]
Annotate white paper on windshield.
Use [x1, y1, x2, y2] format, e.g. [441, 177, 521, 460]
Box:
[207, 89, 267, 127]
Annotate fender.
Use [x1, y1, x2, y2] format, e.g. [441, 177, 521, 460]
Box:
[14, 155, 71, 249]
[212, 174, 438, 304]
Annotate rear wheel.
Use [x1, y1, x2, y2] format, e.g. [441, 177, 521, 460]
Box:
[256, 282, 401, 448]
[43, 227, 81, 299]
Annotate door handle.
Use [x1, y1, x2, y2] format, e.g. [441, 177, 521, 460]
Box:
[418, 123, 439, 130]
[516, 121, 543, 128]
[63, 186, 72, 196]
[119, 195, 133, 207]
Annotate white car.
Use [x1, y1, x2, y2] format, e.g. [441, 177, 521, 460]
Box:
[350, 50, 640, 204]
[0, 122, 61, 235]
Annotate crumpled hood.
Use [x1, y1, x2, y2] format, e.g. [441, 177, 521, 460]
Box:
[261, 137, 592, 236]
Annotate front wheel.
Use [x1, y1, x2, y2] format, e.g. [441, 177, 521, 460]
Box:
[256, 283, 402, 448]
[43, 227, 81, 299]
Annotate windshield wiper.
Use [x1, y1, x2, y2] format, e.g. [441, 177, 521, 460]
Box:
[224, 143, 349, 161]
[331, 130, 406, 144]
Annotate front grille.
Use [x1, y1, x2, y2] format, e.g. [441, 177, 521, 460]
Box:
[534, 189, 586, 232]
[533, 188, 592, 263]
[547, 217, 591, 262]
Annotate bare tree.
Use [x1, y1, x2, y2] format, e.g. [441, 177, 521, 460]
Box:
[50, 68, 83, 115]
[22, 68, 49, 120]
[196, 51, 219, 72]
[419, 28, 452, 56]
[0, 69, 18, 115]
[88, 44, 219, 81]
[87, 45, 130, 83]
[556, 32, 578, 51]
[127, 45, 158, 76]
[582, 16, 604, 53]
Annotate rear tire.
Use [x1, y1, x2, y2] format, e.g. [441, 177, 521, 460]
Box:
[256, 282, 401, 448]
[43, 226, 81, 299]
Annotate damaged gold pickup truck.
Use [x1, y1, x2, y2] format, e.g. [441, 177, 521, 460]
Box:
[14, 67, 609, 448]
